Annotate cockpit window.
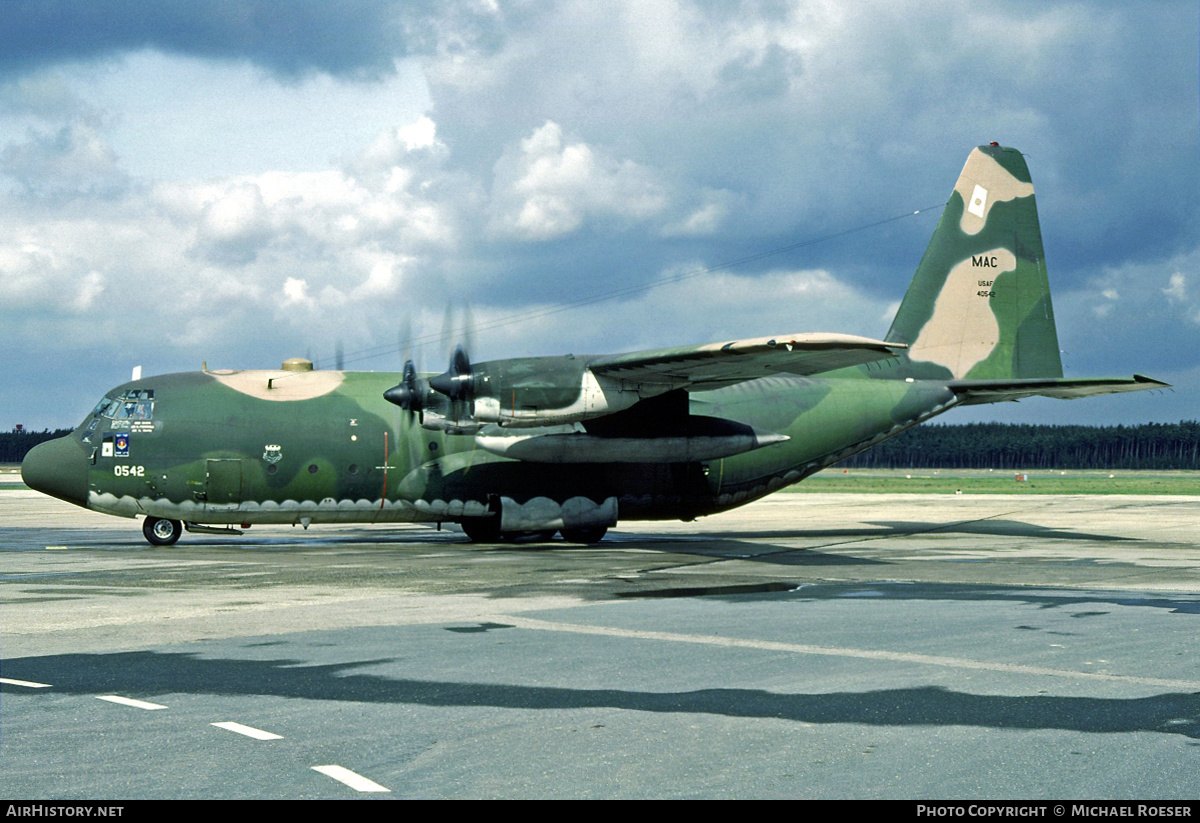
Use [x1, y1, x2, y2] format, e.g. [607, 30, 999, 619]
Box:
[114, 400, 154, 420]
[82, 388, 156, 443]
[89, 389, 155, 422]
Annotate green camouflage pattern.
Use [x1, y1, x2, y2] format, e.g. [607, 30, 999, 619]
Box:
[887, 144, 1061, 381]
[22, 146, 1167, 544]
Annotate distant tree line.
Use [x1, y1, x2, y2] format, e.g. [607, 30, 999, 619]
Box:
[5, 422, 1200, 470]
[1, 429, 72, 463]
[842, 421, 1200, 470]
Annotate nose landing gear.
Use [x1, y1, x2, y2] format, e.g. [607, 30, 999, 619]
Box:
[142, 516, 183, 546]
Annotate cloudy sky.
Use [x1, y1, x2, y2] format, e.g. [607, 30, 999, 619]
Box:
[2, 0, 1196, 431]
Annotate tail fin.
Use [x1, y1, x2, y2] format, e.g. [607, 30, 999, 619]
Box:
[886, 145, 1063, 380]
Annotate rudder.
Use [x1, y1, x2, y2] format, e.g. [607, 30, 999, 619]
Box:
[886, 145, 1063, 380]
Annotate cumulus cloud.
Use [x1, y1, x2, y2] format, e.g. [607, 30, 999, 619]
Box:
[661, 188, 736, 237]
[448, 265, 894, 364]
[0, 122, 463, 396]
[0, 242, 77, 309]
[1163, 273, 1188, 303]
[1054, 249, 1200, 380]
[488, 121, 667, 240]
[1, 121, 128, 198]
[193, 182, 272, 264]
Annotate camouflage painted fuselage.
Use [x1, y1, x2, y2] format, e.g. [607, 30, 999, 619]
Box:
[75, 364, 955, 527]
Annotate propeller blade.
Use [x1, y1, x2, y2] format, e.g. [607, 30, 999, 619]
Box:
[388, 301, 481, 433]
[460, 299, 474, 366]
[429, 344, 473, 401]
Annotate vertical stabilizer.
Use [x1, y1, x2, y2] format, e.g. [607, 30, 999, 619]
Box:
[886, 145, 1062, 380]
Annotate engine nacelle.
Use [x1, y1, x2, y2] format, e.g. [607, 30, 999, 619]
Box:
[393, 354, 650, 432]
[417, 403, 484, 435]
[472, 366, 641, 428]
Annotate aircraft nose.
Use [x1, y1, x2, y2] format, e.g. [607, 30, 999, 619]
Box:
[21, 435, 90, 508]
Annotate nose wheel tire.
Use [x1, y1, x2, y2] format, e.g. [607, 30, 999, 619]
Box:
[143, 517, 183, 546]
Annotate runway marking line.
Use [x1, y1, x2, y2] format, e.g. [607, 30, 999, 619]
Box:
[211, 721, 283, 740]
[0, 677, 51, 688]
[312, 764, 390, 793]
[502, 616, 1200, 691]
[95, 694, 167, 710]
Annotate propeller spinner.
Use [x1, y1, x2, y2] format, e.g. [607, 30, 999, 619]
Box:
[383, 359, 425, 413]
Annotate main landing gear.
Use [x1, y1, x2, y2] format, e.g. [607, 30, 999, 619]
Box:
[142, 516, 183, 546]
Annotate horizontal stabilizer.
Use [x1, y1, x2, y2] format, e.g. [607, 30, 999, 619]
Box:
[589, 333, 905, 391]
[948, 374, 1169, 405]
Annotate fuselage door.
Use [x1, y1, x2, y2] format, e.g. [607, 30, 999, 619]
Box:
[205, 459, 243, 510]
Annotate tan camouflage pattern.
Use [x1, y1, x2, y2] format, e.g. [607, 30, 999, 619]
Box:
[954, 149, 1035, 236]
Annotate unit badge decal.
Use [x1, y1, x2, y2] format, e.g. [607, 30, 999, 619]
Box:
[263, 444, 283, 464]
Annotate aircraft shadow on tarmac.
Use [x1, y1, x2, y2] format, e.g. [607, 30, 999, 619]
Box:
[613, 539, 889, 567]
[5, 650, 1200, 740]
[691, 518, 1134, 544]
[601, 515, 1138, 568]
[505, 513, 1138, 565]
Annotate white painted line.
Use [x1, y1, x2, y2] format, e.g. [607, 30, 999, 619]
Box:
[95, 695, 167, 710]
[312, 765, 390, 793]
[0, 677, 52, 688]
[211, 721, 282, 740]
[502, 615, 1200, 691]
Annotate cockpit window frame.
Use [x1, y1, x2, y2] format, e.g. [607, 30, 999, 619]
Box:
[86, 389, 156, 424]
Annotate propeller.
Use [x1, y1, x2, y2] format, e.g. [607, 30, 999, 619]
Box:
[429, 344, 473, 402]
[383, 317, 432, 489]
[384, 317, 428, 415]
[432, 299, 479, 431]
[383, 358, 426, 413]
[383, 301, 480, 433]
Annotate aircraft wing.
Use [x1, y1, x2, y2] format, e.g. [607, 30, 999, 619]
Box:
[587, 333, 906, 392]
[948, 375, 1170, 405]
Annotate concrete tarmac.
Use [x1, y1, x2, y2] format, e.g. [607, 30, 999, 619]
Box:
[1, 489, 1198, 799]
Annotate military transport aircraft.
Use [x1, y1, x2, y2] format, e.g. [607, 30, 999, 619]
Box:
[22, 145, 1166, 546]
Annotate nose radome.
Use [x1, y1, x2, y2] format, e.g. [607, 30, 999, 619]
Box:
[21, 435, 90, 508]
